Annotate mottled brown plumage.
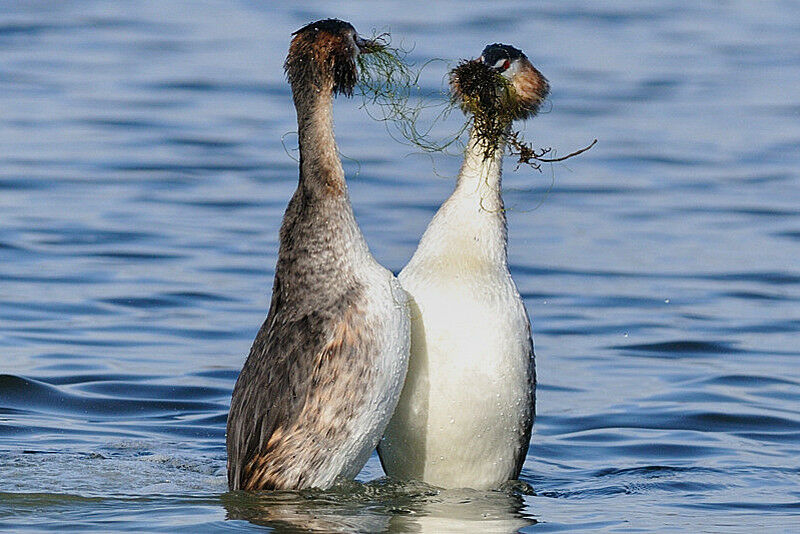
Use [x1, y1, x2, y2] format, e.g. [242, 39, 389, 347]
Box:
[226, 19, 410, 491]
[234, 292, 378, 490]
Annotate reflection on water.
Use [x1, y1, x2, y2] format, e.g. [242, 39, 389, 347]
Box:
[223, 480, 534, 533]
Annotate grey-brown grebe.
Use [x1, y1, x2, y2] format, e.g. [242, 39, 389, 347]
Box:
[226, 19, 410, 491]
[378, 44, 548, 489]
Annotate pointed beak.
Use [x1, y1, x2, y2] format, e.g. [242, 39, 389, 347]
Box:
[355, 34, 376, 54]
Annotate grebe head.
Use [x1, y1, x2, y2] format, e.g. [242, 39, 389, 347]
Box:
[450, 43, 549, 123]
[480, 43, 549, 119]
[285, 19, 373, 97]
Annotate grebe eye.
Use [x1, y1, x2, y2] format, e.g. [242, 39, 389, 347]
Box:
[503, 59, 510, 70]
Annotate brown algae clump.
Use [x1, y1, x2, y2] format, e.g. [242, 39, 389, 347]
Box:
[449, 59, 518, 156]
[450, 53, 594, 169]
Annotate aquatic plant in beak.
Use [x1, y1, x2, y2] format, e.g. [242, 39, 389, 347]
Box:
[355, 33, 416, 120]
[354, 37, 594, 170]
[450, 57, 595, 168]
[355, 33, 456, 152]
[449, 59, 520, 158]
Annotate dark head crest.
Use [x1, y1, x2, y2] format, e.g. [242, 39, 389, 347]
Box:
[285, 19, 360, 97]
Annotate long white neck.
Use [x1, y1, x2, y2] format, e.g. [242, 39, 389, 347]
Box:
[404, 127, 510, 275]
[454, 131, 506, 212]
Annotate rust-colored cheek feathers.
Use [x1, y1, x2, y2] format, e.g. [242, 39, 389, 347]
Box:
[285, 30, 358, 97]
[510, 57, 549, 120]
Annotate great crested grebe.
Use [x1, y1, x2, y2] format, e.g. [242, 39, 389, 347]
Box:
[226, 19, 410, 491]
[378, 44, 548, 489]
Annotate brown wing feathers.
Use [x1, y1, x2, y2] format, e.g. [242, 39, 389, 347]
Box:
[228, 298, 376, 490]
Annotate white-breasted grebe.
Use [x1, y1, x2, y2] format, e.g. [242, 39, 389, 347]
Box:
[226, 19, 410, 491]
[378, 44, 548, 489]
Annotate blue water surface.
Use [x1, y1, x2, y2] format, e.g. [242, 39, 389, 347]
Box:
[1, 1, 799, 532]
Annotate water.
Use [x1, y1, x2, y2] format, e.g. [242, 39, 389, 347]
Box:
[1, 1, 799, 531]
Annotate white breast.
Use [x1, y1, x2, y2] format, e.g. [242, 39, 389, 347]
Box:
[319, 221, 411, 485]
[337, 265, 410, 480]
[379, 180, 534, 490]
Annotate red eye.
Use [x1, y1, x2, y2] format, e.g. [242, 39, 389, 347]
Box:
[503, 59, 510, 70]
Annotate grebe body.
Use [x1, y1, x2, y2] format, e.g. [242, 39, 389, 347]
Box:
[226, 19, 410, 491]
[379, 44, 548, 489]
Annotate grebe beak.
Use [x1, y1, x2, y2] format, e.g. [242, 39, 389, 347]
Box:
[354, 34, 376, 54]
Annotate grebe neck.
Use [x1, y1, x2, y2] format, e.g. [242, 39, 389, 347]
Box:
[295, 88, 346, 197]
[453, 125, 509, 213]
[403, 124, 511, 275]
